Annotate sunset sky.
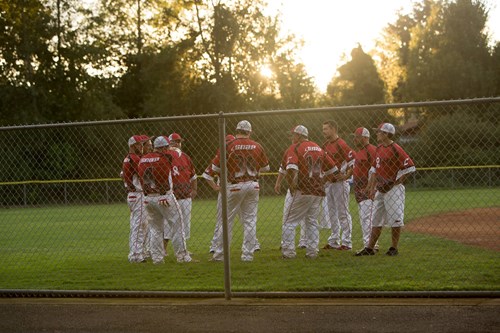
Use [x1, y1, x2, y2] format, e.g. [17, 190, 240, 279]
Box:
[269, 0, 500, 91]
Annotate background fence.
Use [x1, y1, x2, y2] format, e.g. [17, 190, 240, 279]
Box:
[0, 98, 499, 297]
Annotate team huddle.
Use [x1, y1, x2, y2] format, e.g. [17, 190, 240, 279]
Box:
[121, 120, 415, 264]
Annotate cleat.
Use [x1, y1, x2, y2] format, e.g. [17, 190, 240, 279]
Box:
[336, 245, 352, 251]
[355, 247, 376, 256]
[322, 244, 338, 250]
[281, 255, 296, 260]
[385, 247, 399, 256]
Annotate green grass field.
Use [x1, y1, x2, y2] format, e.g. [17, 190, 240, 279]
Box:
[0, 188, 498, 292]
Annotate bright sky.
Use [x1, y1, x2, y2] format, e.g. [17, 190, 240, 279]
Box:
[269, 0, 500, 92]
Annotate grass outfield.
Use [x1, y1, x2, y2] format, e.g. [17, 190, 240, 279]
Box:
[0, 188, 498, 291]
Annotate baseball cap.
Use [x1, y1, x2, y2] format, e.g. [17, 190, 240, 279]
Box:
[128, 135, 149, 147]
[168, 132, 184, 142]
[225, 134, 236, 142]
[374, 123, 396, 135]
[292, 125, 308, 137]
[154, 136, 169, 148]
[236, 120, 252, 132]
[352, 127, 370, 138]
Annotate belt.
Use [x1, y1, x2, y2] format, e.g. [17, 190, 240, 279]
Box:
[145, 191, 170, 197]
[230, 179, 257, 184]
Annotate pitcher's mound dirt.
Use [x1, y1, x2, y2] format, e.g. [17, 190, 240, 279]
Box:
[406, 207, 500, 251]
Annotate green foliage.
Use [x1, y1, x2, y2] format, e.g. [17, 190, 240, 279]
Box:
[381, 0, 498, 102]
[407, 110, 500, 167]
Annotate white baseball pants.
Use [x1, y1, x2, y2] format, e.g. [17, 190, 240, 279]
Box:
[212, 181, 260, 261]
[357, 199, 374, 248]
[127, 191, 148, 263]
[145, 193, 191, 263]
[325, 181, 353, 248]
[282, 191, 322, 258]
[372, 184, 406, 228]
[164, 198, 191, 240]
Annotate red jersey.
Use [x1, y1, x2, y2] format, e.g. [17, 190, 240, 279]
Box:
[353, 144, 377, 202]
[284, 140, 337, 196]
[323, 138, 354, 174]
[122, 153, 142, 191]
[167, 149, 197, 199]
[212, 137, 270, 183]
[138, 152, 173, 195]
[372, 143, 415, 192]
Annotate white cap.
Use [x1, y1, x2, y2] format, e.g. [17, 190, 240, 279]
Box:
[353, 127, 370, 138]
[154, 136, 169, 148]
[374, 123, 396, 135]
[292, 125, 308, 137]
[236, 120, 252, 132]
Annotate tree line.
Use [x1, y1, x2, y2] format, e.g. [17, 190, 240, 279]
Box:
[0, 0, 499, 192]
[1, 0, 499, 126]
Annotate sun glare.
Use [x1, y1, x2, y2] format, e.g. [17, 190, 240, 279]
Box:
[259, 65, 274, 79]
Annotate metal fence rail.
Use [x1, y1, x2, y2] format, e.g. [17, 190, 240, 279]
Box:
[0, 98, 499, 298]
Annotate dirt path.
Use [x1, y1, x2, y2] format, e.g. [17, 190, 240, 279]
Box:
[406, 207, 500, 251]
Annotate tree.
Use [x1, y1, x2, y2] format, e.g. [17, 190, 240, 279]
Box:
[379, 0, 497, 102]
[326, 45, 385, 106]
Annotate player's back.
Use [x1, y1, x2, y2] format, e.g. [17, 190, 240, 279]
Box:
[226, 137, 268, 183]
[292, 141, 332, 196]
[138, 152, 172, 195]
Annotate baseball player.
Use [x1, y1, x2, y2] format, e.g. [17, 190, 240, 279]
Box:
[355, 123, 416, 256]
[322, 120, 355, 250]
[163, 133, 197, 252]
[210, 120, 270, 262]
[138, 136, 195, 264]
[122, 135, 150, 263]
[351, 127, 378, 249]
[203, 134, 262, 254]
[275, 150, 331, 249]
[281, 125, 337, 259]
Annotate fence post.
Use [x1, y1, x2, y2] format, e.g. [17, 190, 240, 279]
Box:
[218, 111, 231, 301]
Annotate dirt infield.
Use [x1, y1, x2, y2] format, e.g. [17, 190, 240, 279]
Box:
[406, 207, 500, 251]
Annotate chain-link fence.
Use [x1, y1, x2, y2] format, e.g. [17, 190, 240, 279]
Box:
[0, 98, 499, 297]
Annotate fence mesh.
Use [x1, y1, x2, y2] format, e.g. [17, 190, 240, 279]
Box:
[0, 99, 499, 294]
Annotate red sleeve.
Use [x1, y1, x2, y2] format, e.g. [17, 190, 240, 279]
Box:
[285, 144, 299, 169]
[395, 144, 415, 169]
[187, 155, 196, 179]
[339, 140, 355, 163]
[322, 151, 336, 172]
[256, 143, 270, 169]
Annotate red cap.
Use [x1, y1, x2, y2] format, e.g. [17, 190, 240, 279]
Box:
[168, 133, 184, 142]
[353, 127, 370, 138]
[128, 135, 149, 147]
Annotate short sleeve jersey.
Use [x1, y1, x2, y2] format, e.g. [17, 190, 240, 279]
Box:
[352, 144, 377, 202]
[373, 143, 415, 191]
[284, 140, 337, 196]
[138, 152, 173, 195]
[167, 150, 197, 199]
[212, 137, 270, 183]
[122, 153, 142, 191]
[322, 138, 355, 174]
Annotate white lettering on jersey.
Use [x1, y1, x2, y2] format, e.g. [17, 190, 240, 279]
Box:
[304, 146, 321, 152]
[233, 144, 256, 150]
[172, 166, 180, 176]
[140, 157, 160, 163]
